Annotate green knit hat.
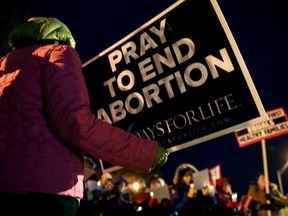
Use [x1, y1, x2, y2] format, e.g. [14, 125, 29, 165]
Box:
[9, 17, 76, 49]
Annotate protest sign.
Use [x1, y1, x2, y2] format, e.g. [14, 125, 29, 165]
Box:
[235, 107, 288, 147]
[82, 0, 266, 171]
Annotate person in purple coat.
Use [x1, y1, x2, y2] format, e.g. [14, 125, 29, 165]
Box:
[0, 17, 169, 216]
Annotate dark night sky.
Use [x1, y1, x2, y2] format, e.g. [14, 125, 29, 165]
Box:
[1, 0, 288, 197]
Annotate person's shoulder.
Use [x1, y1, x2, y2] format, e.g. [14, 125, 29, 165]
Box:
[45, 44, 77, 53]
[247, 183, 255, 191]
[42, 44, 80, 61]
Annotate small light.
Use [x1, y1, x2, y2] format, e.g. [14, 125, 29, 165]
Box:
[136, 206, 143, 212]
[133, 182, 139, 192]
[232, 193, 237, 202]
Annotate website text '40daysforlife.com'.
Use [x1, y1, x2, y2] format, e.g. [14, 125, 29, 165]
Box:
[132, 93, 238, 148]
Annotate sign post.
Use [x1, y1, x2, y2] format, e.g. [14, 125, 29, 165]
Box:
[261, 139, 270, 194]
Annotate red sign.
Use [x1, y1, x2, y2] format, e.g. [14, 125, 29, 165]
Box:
[235, 107, 288, 147]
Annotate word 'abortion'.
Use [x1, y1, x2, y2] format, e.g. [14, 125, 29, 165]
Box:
[98, 18, 236, 124]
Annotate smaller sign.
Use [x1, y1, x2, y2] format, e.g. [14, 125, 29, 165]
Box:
[209, 164, 221, 186]
[193, 168, 210, 190]
[150, 184, 171, 202]
[235, 107, 288, 147]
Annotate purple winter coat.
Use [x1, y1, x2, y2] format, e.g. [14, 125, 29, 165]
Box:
[0, 44, 157, 199]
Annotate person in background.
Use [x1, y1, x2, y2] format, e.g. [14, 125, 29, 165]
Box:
[0, 17, 169, 216]
[147, 174, 174, 216]
[136, 177, 149, 193]
[147, 174, 165, 189]
[215, 177, 239, 216]
[88, 172, 114, 196]
[85, 172, 114, 216]
[101, 175, 134, 216]
[130, 177, 153, 216]
[172, 163, 217, 216]
[247, 173, 287, 216]
[131, 175, 174, 216]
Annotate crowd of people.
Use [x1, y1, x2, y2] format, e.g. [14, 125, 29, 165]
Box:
[76, 162, 288, 216]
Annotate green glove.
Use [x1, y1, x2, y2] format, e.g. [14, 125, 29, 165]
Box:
[150, 145, 169, 171]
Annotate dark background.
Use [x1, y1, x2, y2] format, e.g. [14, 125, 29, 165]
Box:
[1, 0, 287, 197]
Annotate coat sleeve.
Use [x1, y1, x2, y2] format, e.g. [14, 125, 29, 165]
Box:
[42, 45, 158, 172]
